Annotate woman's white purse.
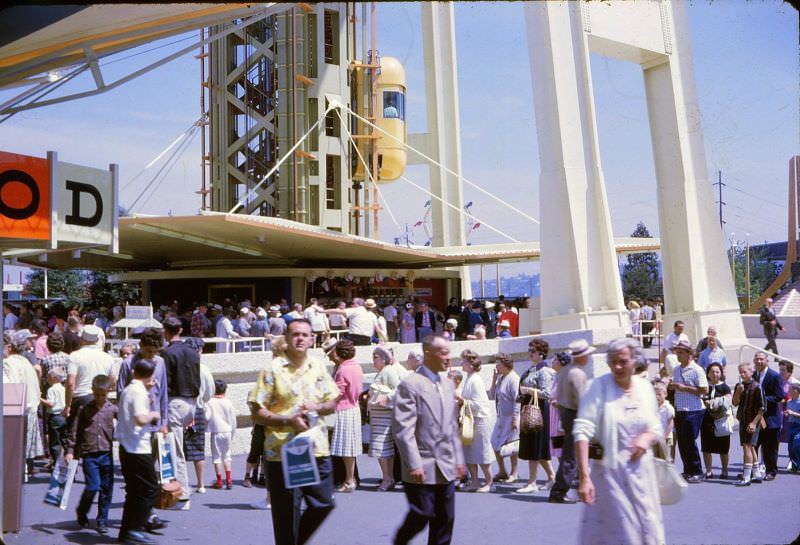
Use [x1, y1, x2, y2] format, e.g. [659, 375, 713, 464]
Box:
[653, 440, 688, 505]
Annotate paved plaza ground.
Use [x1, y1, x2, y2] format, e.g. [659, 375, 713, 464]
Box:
[5, 337, 800, 545]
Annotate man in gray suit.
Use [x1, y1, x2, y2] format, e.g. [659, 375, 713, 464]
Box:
[392, 335, 465, 545]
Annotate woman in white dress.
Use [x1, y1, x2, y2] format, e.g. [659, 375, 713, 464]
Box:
[3, 331, 44, 475]
[575, 338, 665, 545]
[628, 301, 641, 339]
[457, 349, 494, 492]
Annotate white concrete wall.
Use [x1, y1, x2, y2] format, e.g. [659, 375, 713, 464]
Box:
[742, 314, 800, 340]
[205, 331, 616, 454]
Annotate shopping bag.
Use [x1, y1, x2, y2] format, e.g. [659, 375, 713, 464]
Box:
[281, 435, 320, 489]
[43, 456, 79, 510]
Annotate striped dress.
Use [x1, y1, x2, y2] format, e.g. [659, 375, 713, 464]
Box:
[369, 364, 404, 458]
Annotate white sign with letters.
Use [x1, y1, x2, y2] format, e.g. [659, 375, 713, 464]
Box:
[125, 305, 152, 320]
[56, 161, 117, 251]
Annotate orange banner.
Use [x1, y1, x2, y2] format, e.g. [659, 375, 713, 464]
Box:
[0, 151, 50, 240]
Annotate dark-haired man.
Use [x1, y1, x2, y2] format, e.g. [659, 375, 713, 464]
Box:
[162, 317, 201, 503]
[117, 359, 162, 545]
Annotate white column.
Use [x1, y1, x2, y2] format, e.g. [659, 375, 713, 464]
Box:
[525, 2, 627, 335]
[643, 2, 746, 343]
[419, 2, 471, 298]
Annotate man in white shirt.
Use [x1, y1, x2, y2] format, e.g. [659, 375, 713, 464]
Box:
[661, 320, 686, 364]
[117, 359, 161, 545]
[65, 325, 115, 424]
[383, 302, 399, 342]
[304, 299, 329, 347]
[326, 298, 378, 346]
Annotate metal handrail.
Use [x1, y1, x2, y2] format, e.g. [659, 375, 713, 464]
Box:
[737, 342, 798, 368]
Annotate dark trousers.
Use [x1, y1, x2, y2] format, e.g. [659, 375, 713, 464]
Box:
[347, 333, 372, 346]
[266, 457, 335, 545]
[118, 446, 159, 540]
[675, 410, 704, 476]
[549, 407, 577, 500]
[46, 413, 67, 462]
[394, 482, 456, 545]
[77, 451, 114, 524]
[641, 321, 654, 348]
[764, 327, 778, 354]
[756, 426, 780, 475]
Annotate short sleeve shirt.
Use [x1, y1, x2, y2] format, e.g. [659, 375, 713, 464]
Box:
[116, 380, 153, 454]
[248, 355, 340, 461]
[68, 346, 114, 397]
[672, 362, 708, 412]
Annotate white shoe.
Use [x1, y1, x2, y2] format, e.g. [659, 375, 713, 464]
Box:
[249, 498, 271, 510]
[541, 479, 556, 490]
[196, 486, 207, 494]
[167, 499, 191, 510]
[515, 483, 539, 494]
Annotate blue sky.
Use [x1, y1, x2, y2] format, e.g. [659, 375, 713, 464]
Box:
[1, 1, 797, 288]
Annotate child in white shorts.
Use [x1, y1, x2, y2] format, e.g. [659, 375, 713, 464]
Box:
[205, 379, 237, 490]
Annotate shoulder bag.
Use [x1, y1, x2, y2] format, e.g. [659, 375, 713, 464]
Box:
[368, 383, 394, 410]
[461, 402, 475, 446]
[652, 440, 688, 505]
[520, 388, 543, 433]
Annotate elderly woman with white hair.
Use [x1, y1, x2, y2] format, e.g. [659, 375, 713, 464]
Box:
[3, 330, 45, 476]
[404, 349, 423, 373]
[368, 345, 404, 490]
[575, 337, 665, 545]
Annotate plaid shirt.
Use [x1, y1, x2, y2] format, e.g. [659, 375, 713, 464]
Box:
[672, 361, 708, 412]
[40, 351, 70, 382]
[190, 310, 209, 337]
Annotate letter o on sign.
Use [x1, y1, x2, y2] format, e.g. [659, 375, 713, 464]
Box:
[0, 169, 40, 220]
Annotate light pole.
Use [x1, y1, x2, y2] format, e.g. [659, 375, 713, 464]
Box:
[729, 232, 737, 300]
[745, 233, 751, 308]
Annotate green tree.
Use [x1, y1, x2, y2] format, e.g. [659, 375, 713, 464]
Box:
[87, 270, 141, 308]
[621, 222, 663, 301]
[729, 245, 780, 311]
[25, 269, 89, 307]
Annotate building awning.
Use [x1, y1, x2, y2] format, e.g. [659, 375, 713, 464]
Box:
[7, 212, 660, 272]
[0, 4, 283, 87]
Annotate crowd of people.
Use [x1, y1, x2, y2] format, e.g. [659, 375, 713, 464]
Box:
[2, 297, 799, 545]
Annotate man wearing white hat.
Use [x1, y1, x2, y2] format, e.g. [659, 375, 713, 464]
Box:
[497, 320, 512, 338]
[549, 339, 595, 504]
[668, 338, 708, 483]
[64, 325, 115, 429]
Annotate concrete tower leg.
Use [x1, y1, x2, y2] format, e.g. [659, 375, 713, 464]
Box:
[643, 3, 746, 343]
[417, 2, 472, 299]
[525, 2, 628, 336]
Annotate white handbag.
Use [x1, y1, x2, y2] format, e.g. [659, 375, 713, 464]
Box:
[653, 440, 687, 505]
[713, 410, 735, 437]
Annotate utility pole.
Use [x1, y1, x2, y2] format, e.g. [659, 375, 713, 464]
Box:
[713, 170, 726, 229]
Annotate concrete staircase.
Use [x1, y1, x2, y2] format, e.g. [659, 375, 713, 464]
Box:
[775, 279, 800, 316]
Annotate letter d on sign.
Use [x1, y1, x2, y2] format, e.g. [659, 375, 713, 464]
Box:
[65, 180, 103, 227]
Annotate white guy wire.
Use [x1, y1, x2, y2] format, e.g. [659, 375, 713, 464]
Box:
[341, 103, 540, 225]
[228, 101, 337, 214]
[398, 173, 519, 243]
[334, 108, 402, 234]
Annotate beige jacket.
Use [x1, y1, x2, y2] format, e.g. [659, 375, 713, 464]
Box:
[392, 369, 464, 484]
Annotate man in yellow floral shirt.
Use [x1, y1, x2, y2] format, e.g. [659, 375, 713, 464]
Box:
[249, 319, 340, 545]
